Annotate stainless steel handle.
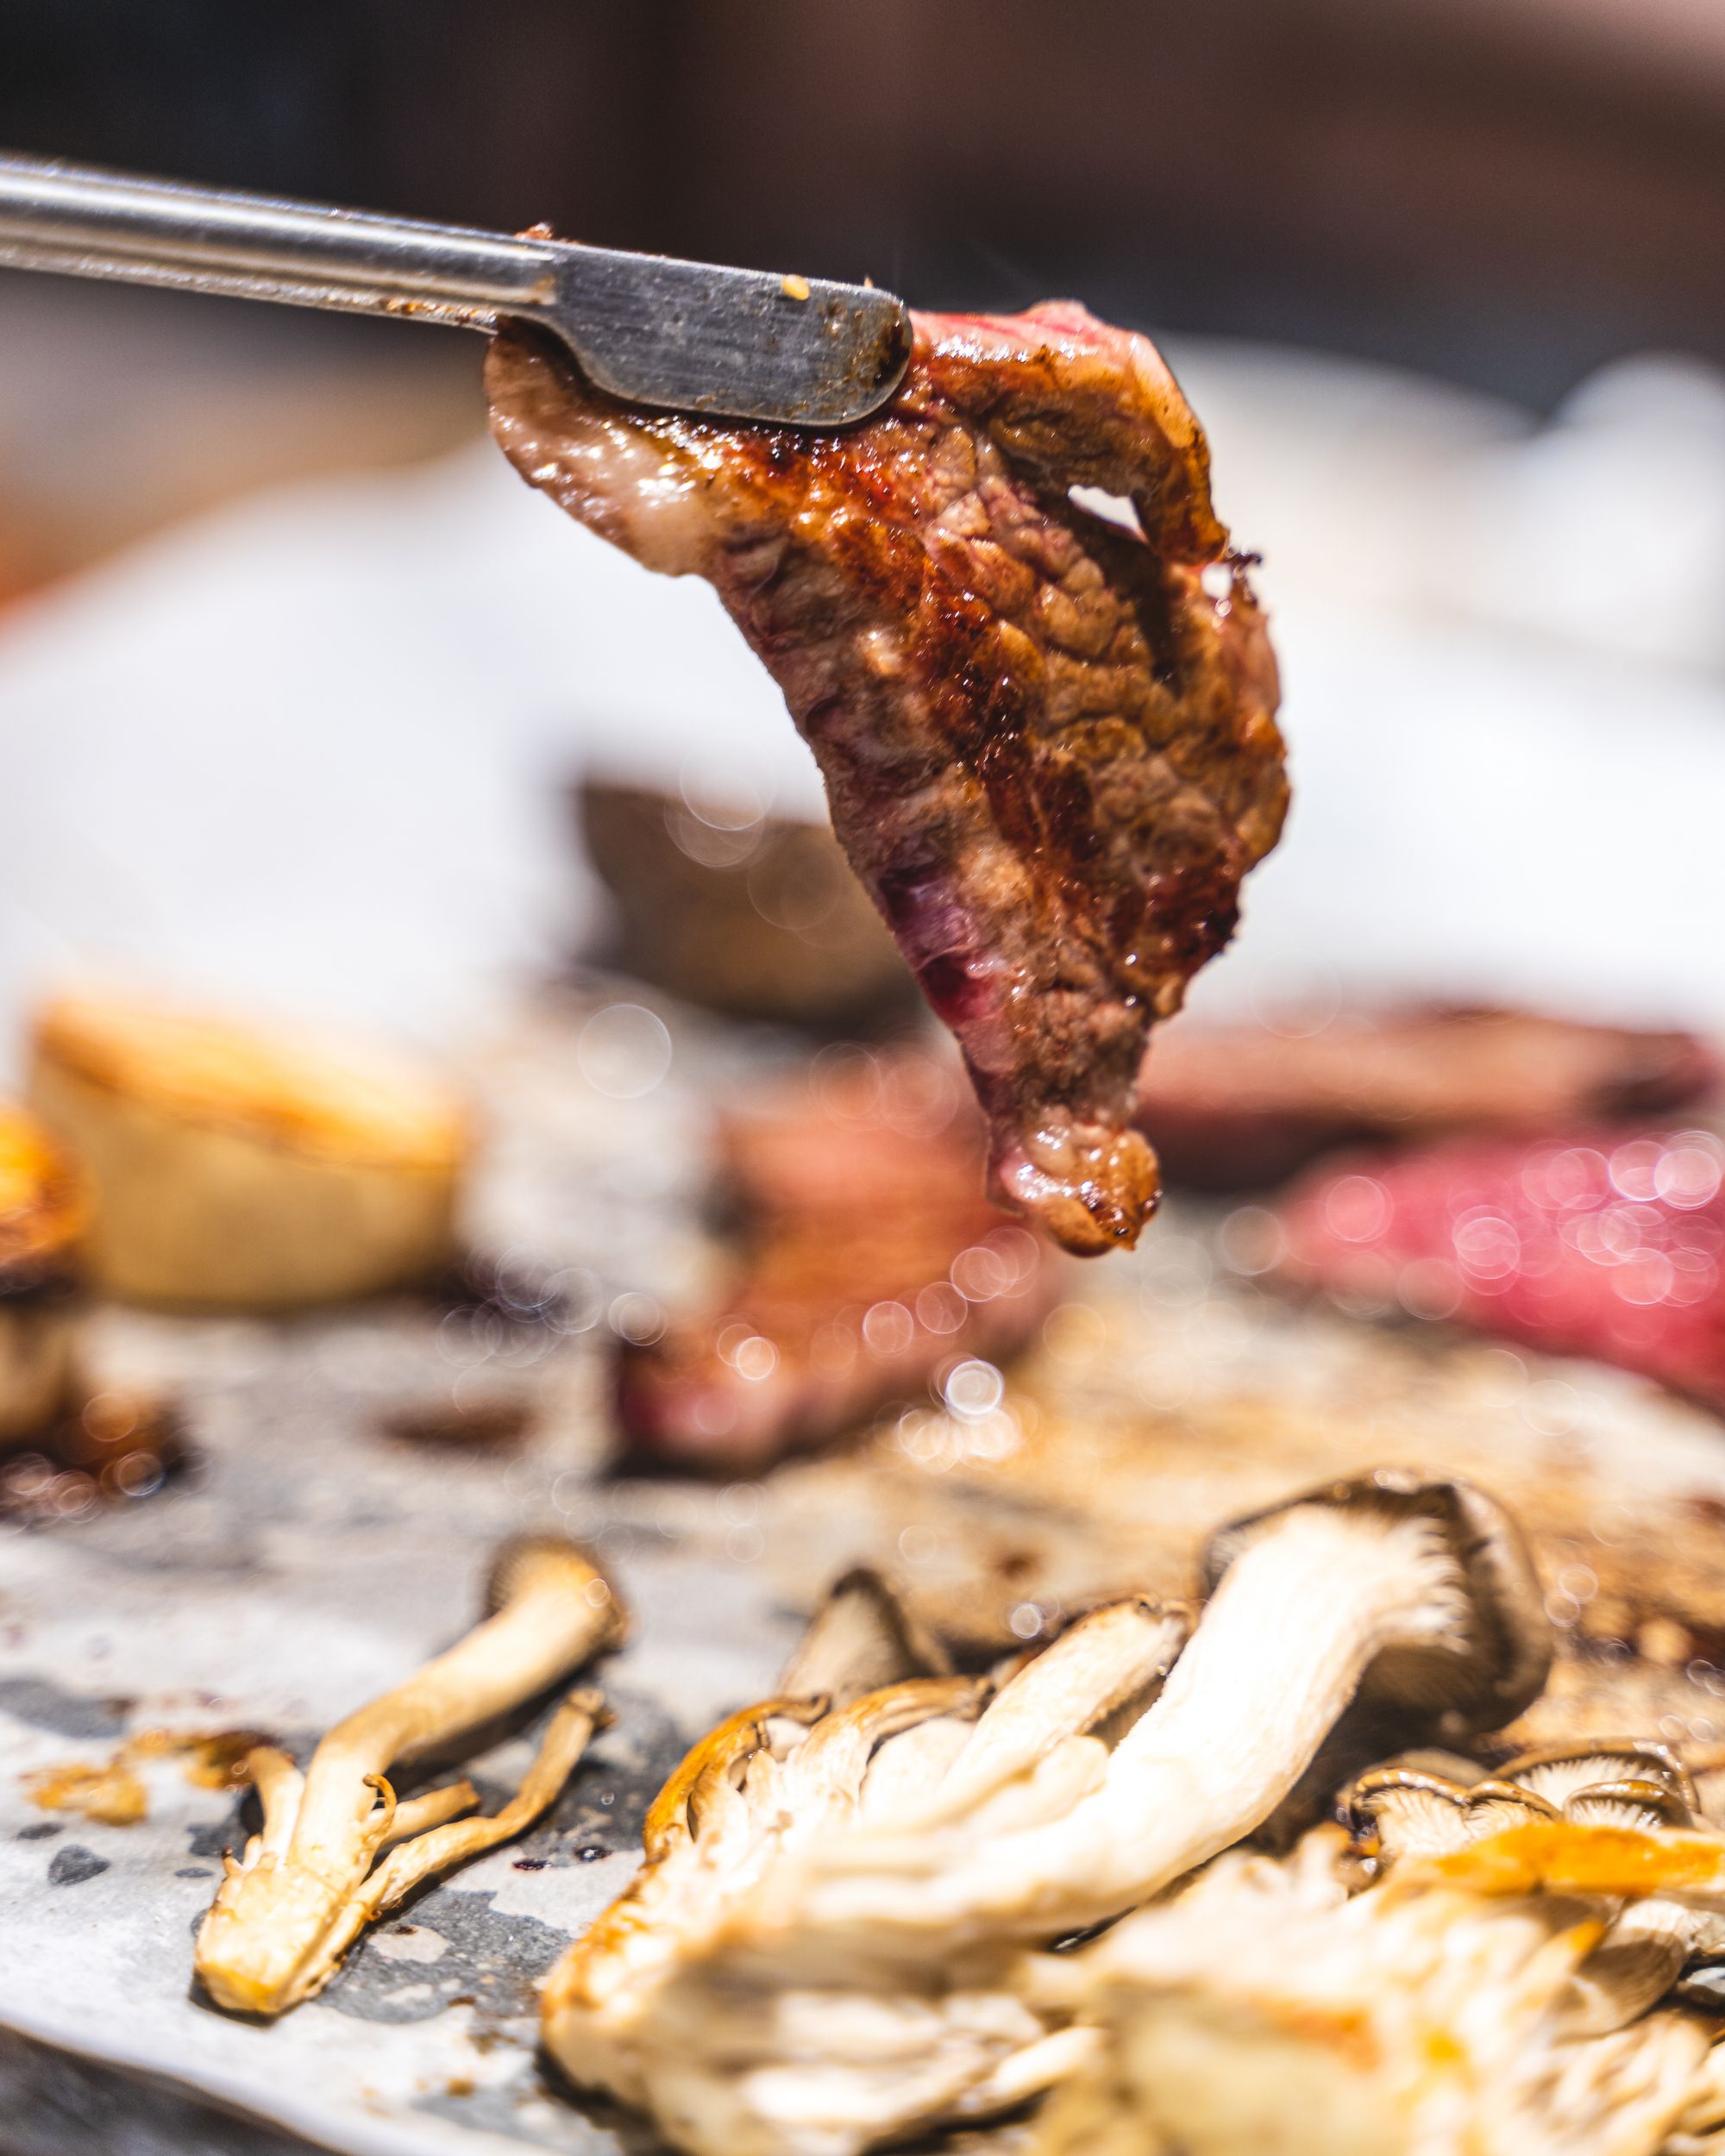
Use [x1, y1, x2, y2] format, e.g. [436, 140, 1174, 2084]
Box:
[0, 153, 560, 331]
[0, 153, 913, 427]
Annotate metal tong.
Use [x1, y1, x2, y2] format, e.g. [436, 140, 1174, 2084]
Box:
[0, 152, 911, 428]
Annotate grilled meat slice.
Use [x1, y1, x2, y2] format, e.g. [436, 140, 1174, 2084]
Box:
[488, 304, 1285, 1254]
[1275, 1127, 1725, 1411]
[1135, 1006, 1718, 1192]
[615, 1054, 1055, 1475]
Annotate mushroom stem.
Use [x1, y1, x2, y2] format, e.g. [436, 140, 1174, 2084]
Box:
[382, 1778, 480, 1848]
[246, 1746, 305, 1860]
[893, 1598, 1189, 1828]
[285, 1539, 618, 1861]
[801, 1488, 1527, 1943]
[354, 1691, 605, 1918]
[194, 1536, 624, 2016]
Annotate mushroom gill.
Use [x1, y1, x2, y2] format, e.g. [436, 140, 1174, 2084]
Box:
[194, 1535, 625, 2015]
[1347, 1739, 1725, 2036]
[1027, 1812, 1725, 2156]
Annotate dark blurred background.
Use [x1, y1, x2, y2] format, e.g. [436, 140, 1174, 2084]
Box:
[4, 0, 1722, 597]
[5, 0, 1725, 402]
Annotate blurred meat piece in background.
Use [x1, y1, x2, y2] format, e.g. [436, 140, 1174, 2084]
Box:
[1135, 1007, 1719, 1190]
[1273, 1126, 1725, 1413]
[579, 780, 916, 1031]
[615, 1050, 1055, 1476]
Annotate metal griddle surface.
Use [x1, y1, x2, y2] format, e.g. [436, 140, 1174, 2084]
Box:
[5, 988, 1725, 2156]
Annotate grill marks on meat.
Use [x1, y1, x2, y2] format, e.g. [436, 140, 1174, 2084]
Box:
[613, 1056, 1055, 1475]
[486, 303, 1285, 1253]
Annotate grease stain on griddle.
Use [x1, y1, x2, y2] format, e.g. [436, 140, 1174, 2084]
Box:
[0, 1675, 133, 1739]
[379, 1397, 536, 1450]
[322, 1885, 569, 2025]
[423, 2051, 673, 2154]
[0, 1395, 193, 1526]
[428, 1251, 577, 1336]
[47, 1844, 108, 1886]
[185, 1798, 251, 1862]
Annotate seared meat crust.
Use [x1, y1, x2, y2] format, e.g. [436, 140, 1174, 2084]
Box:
[488, 303, 1285, 1252]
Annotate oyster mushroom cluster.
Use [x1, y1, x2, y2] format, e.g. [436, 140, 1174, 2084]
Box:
[543, 1568, 1186, 2153]
[1351, 1739, 1725, 2037]
[540, 1469, 1552, 2156]
[1032, 1744, 1725, 2156]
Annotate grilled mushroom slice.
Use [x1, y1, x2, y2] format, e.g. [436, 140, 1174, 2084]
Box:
[541, 1576, 1187, 2156]
[1030, 1819, 1725, 2156]
[788, 1471, 1548, 1949]
[195, 1536, 624, 2015]
[30, 992, 470, 1309]
[543, 1570, 983, 2115]
[0, 1101, 84, 1444]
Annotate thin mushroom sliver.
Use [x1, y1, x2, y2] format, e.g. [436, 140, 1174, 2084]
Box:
[195, 1536, 625, 2015]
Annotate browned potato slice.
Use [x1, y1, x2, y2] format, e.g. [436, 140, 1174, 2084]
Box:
[0, 1100, 83, 1442]
[30, 993, 469, 1311]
